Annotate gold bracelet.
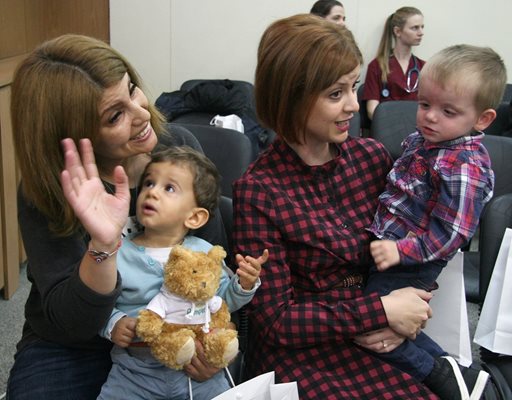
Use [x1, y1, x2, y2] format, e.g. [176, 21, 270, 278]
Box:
[87, 240, 122, 264]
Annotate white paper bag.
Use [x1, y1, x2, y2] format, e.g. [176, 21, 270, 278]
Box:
[474, 227, 512, 355]
[210, 114, 244, 133]
[423, 251, 473, 367]
[270, 382, 299, 400]
[212, 371, 299, 400]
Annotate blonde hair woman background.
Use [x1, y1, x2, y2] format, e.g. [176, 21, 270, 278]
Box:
[362, 6, 425, 120]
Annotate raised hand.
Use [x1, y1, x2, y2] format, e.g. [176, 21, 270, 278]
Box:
[235, 249, 269, 290]
[60, 138, 130, 247]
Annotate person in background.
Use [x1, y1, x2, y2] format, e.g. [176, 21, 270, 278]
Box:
[7, 34, 227, 399]
[233, 13, 437, 399]
[310, 0, 346, 26]
[362, 6, 425, 120]
[366, 44, 506, 400]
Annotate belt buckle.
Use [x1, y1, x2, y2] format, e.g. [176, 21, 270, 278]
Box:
[340, 273, 363, 288]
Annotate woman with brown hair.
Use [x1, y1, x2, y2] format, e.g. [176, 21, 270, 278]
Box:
[7, 34, 224, 399]
[233, 14, 437, 399]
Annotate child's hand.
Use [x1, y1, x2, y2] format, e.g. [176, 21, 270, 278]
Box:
[370, 240, 400, 271]
[111, 316, 137, 347]
[235, 249, 269, 290]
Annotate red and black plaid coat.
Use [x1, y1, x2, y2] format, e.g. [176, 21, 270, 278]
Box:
[233, 137, 438, 399]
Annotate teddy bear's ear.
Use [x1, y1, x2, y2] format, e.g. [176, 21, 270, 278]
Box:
[167, 245, 193, 265]
[208, 246, 227, 264]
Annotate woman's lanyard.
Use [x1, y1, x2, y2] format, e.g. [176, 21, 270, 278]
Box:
[381, 55, 420, 98]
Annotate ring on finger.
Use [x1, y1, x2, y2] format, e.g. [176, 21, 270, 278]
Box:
[382, 340, 387, 348]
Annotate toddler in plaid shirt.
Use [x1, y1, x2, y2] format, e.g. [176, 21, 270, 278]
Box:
[367, 44, 507, 400]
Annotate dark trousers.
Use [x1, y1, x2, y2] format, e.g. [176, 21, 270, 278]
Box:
[364, 260, 447, 381]
[7, 340, 112, 400]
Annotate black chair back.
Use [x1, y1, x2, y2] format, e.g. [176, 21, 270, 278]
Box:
[482, 135, 512, 199]
[357, 83, 372, 132]
[171, 123, 253, 199]
[464, 193, 512, 303]
[462, 136, 512, 302]
[477, 193, 512, 300]
[369, 100, 418, 159]
[348, 112, 361, 137]
[484, 102, 512, 136]
[502, 83, 512, 103]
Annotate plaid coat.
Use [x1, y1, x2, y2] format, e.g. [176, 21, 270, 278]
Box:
[233, 137, 438, 399]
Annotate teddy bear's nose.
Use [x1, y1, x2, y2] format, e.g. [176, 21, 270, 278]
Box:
[202, 282, 206, 288]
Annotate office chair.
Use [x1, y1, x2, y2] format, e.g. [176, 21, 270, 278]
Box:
[464, 193, 512, 303]
[461, 135, 512, 303]
[463, 193, 512, 399]
[369, 100, 418, 159]
[348, 111, 361, 137]
[481, 134, 512, 199]
[483, 356, 512, 400]
[502, 83, 512, 103]
[484, 102, 512, 136]
[170, 123, 253, 199]
[218, 196, 234, 263]
[357, 83, 372, 135]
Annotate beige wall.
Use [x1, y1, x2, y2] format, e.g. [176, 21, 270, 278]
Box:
[110, 0, 511, 102]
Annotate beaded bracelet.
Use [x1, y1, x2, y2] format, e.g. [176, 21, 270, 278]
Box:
[87, 240, 122, 264]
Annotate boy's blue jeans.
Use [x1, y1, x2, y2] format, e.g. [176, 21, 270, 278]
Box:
[97, 345, 231, 400]
[364, 260, 447, 381]
[6, 340, 112, 399]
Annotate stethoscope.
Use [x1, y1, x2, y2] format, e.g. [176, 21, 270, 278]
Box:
[381, 55, 420, 98]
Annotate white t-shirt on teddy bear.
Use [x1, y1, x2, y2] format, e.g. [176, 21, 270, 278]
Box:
[146, 289, 223, 333]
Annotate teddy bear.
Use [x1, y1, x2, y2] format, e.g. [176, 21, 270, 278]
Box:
[136, 244, 239, 370]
